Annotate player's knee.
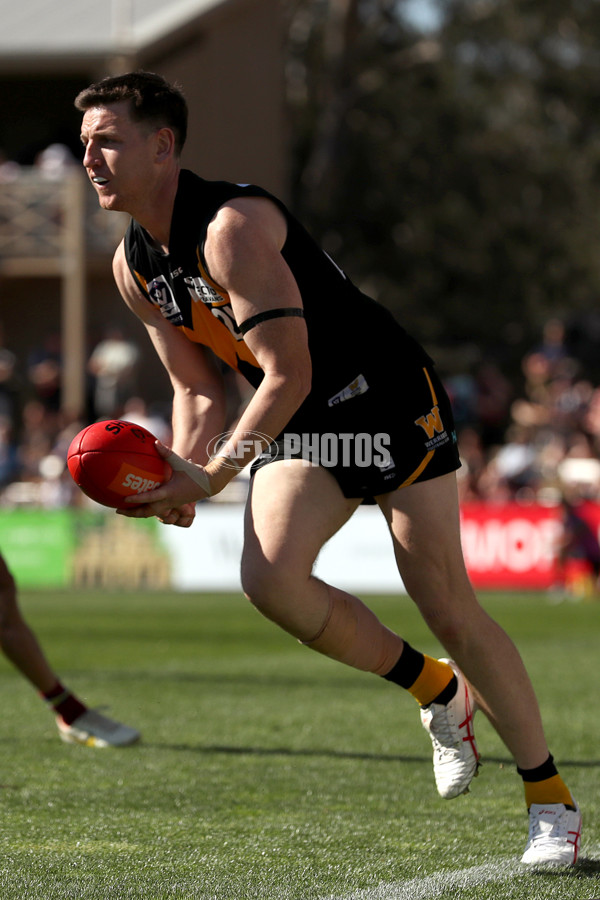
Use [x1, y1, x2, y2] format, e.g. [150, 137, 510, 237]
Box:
[411, 593, 470, 651]
[241, 565, 279, 613]
[427, 616, 466, 651]
[240, 556, 294, 617]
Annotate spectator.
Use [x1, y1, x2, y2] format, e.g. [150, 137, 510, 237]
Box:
[27, 333, 62, 416]
[0, 416, 19, 486]
[34, 143, 78, 181]
[87, 327, 140, 419]
[492, 424, 539, 496]
[474, 361, 513, 447]
[17, 400, 55, 482]
[0, 346, 20, 424]
[534, 318, 570, 376]
[121, 396, 171, 443]
[456, 426, 487, 503]
[583, 385, 600, 453]
[0, 149, 20, 182]
[554, 496, 600, 598]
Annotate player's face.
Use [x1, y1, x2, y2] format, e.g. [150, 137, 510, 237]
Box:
[80, 102, 159, 213]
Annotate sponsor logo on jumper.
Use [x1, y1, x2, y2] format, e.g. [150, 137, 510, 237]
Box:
[147, 275, 183, 325]
[181, 277, 243, 339]
[328, 374, 369, 407]
[184, 275, 222, 305]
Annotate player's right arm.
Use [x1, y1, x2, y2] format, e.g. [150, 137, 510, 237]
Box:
[112, 239, 227, 468]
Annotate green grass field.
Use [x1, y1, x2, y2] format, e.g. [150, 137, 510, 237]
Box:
[0, 589, 598, 899]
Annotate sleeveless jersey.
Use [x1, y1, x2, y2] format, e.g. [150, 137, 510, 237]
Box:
[124, 169, 431, 430]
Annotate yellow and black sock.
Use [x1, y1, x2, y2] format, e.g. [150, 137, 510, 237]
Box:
[383, 642, 457, 707]
[518, 754, 575, 809]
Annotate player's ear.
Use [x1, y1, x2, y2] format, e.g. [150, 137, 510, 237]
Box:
[154, 127, 176, 162]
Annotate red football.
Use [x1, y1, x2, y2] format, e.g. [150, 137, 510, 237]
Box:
[67, 419, 172, 508]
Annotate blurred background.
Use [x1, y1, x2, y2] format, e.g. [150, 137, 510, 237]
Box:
[2, 0, 600, 595]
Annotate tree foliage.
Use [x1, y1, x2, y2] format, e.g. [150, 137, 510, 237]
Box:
[284, 0, 600, 375]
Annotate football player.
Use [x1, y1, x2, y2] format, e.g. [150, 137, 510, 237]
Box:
[74, 71, 580, 864]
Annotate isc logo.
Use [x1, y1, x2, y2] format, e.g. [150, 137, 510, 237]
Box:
[122, 473, 161, 493]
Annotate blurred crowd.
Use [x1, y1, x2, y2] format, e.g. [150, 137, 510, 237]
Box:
[2, 141, 599, 514]
[448, 319, 600, 507]
[1, 316, 600, 511]
[0, 142, 79, 183]
[0, 319, 256, 508]
[0, 322, 173, 509]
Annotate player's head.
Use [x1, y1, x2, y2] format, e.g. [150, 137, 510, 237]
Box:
[75, 71, 188, 156]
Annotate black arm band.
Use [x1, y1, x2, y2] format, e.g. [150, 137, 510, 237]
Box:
[238, 307, 305, 336]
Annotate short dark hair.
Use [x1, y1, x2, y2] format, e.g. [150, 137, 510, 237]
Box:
[75, 71, 188, 155]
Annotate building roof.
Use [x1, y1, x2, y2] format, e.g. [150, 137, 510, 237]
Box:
[0, 0, 231, 64]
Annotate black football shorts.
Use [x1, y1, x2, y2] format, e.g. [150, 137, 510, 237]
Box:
[252, 364, 461, 501]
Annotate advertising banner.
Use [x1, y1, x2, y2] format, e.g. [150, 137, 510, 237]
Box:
[152, 501, 600, 593]
[460, 502, 600, 590]
[0, 508, 76, 587]
[2, 502, 599, 592]
[0, 509, 168, 589]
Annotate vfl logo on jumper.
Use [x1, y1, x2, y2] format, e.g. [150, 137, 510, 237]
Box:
[415, 406, 449, 449]
[328, 374, 369, 407]
[147, 275, 183, 325]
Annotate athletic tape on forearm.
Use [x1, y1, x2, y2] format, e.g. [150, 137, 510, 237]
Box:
[165, 451, 212, 496]
[213, 454, 243, 473]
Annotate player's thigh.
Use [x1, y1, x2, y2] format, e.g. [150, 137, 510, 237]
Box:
[376, 472, 473, 606]
[242, 459, 361, 590]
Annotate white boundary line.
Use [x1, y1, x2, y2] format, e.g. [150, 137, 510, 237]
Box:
[324, 859, 525, 900]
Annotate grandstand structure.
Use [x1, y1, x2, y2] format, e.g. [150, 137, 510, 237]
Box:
[0, 0, 287, 419]
[0, 170, 127, 416]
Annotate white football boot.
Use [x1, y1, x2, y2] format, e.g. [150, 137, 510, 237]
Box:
[521, 801, 582, 866]
[420, 658, 480, 799]
[57, 709, 141, 747]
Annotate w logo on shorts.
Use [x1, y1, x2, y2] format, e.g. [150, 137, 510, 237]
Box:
[415, 406, 444, 439]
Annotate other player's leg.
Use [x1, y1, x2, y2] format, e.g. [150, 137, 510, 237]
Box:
[0, 552, 140, 747]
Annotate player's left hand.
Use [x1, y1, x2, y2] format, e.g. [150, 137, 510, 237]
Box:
[116, 442, 211, 527]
